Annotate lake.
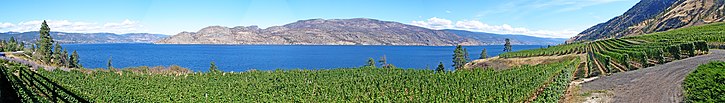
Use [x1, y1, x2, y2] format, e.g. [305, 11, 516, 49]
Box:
[62, 44, 545, 72]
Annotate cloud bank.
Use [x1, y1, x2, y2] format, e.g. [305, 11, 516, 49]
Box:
[411, 17, 578, 38]
[0, 19, 145, 34]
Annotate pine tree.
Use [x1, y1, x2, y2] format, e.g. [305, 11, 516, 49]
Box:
[480, 48, 488, 59]
[366, 58, 376, 68]
[436, 62, 445, 72]
[0, 40, 6, 52]
[107, 56, 113, 70]
[209, 61, 220, 73]
[18, 42, 24, 51]
[8, 37, 16, 51]
[452, 45, 467, 70]
[37, 20, 54, 64]
[504, 38, 512, 52]
[52, 43, 62, 65]
[60, 49, 69, 67]
[69, 50, 81, 68]
[30, 45, 35, 52]
[378, 55, 387, 68]
[463, 48, 470, 62]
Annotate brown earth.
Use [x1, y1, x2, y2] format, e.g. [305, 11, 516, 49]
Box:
[576, 49, 725, 103]
[464, 54, 582, 70]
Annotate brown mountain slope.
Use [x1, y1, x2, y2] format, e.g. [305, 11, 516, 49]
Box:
[568, 0, 725, 42]
[155, 18, 483, 46]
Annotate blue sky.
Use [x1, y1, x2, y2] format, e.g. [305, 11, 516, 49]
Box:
[0, 0, 638, 38]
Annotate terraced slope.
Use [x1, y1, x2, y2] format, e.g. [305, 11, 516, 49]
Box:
[580, 49, 725, 103]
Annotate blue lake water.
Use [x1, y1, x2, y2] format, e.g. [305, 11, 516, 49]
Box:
[62, 44, 545, 72]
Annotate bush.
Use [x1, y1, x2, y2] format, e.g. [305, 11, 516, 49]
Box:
[668, 45, 681, 60]
[622, 54, 631, 70]
[681, 43, 696, 57]
[656, 49, 665, 64]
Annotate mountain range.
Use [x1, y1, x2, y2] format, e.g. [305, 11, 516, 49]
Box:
[569, 0, 725, 42]
[0, 32, 168, 44]
[444, 29, 566, 45]
[156, 18, 565, 46]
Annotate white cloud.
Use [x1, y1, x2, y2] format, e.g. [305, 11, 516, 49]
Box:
[445, 10, 451, 13]
[0, 23, 15, 29]
[0, 19, 145, 34]
[411, 17, 578, 38]
[410, 17, 453, 30]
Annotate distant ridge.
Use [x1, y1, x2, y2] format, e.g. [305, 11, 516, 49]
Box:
[444, 29, 566, 45]
[156, 18, 565, 46]
[0, 31, 168, 44]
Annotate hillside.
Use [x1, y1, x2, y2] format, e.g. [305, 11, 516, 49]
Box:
[471, 22, 725, 103]
[568, 0, 724, 42]
[0, 32, 168, 44]
[156, 18, 565, 46]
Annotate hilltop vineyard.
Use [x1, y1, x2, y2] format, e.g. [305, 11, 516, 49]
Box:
[501, 22, 725, 78]
[499, 42, 586, 58]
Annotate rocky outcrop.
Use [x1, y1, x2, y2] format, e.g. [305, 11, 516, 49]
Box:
[568, 0, 725, 42]
[156, 18, 484, 46]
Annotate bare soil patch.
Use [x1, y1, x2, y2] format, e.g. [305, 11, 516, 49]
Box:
[465, 54, 582, 70]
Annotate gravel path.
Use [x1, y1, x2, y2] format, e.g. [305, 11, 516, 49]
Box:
[580, 50, 725, 103]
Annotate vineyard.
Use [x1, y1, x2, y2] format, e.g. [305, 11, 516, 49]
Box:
[499, 42, 586, 58]
[499, 22, 725, 79]
[0, 21, 723, 102]
[0, 58, 579, 102]
[683, 61, 725, 103]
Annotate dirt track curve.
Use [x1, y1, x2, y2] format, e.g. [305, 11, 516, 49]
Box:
[580, 49, 725, 103]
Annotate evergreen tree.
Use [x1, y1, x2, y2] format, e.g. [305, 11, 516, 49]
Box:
[18, 42, 24, 51]
[378, 55, 387, 68]
[504, 38, 512, 52]
[366, 58, 376, 68]
[452, 45, 467, 70]
[209, 61, 220, 73]
[69, 50, 81, 68]
[107, 56, 113, 70]
[52, 43, 62, 65]
[463, 48, 470, 62]
[8, 37, 16, 51]
[30, 44, 35, 52]
[37, 20, 54, 64]
[60, 49, 69, 67]
[436, 62, 445, 72]
[0, 40, 6, 52]
[479, 48, 488, 59]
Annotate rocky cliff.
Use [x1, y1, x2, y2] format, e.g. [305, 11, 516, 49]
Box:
[156, 18, 483, 46]
[157, 18, 569, 46]
[568, 0, 725, 42]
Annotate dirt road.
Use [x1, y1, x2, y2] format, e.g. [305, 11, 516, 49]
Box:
[580, 50, 725, 103]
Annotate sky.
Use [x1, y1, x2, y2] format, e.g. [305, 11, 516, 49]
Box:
[0, 0, 639, 38]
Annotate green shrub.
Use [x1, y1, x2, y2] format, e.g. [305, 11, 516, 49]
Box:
[683, 61, 725, 103]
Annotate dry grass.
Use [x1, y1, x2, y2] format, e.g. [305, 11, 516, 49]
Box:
[464, 54, 584, 70]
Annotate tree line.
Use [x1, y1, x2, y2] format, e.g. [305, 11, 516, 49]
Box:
[1, 20, 83, 68]
[363, 38, 511, 72]
[0, 37, 25, 52]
